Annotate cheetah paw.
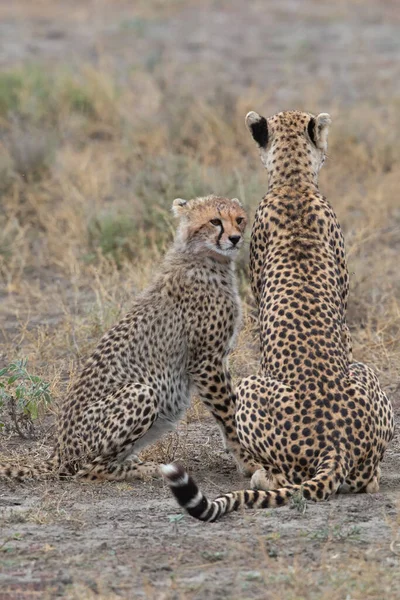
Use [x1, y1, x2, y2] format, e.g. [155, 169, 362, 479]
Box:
[250, 468, 274, 491]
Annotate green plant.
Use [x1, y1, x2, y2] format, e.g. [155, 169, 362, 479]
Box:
[201, 550, 226, 562]
[0, 359, 52, 438]
[167, 513, 184, 534]
[308, 524, 362, 542]
[0, 217, 20, 262]
[119, 17, 149, 36]
[290, 486, 307, 515]
[167, 514, 184, 524]
[60, 79, 95, 116]
[6, 123, 56, 181]
[87, 213, 139, 266]
[0, 72, 23, 116]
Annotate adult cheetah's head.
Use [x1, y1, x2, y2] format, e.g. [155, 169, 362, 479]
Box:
[172, 195, 247, 260]
[245, 110, 331, 185]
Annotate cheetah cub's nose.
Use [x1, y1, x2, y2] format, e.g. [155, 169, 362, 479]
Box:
[229, 235, 241, 246]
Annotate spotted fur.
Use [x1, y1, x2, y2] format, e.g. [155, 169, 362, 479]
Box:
[162, 111, 395, 521]
[0, 195, 257, 482]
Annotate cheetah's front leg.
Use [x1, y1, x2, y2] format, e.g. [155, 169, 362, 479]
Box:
[190, 360, 260, 475]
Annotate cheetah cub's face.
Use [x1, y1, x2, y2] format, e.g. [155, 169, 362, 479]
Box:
[172, 195, 247, 259]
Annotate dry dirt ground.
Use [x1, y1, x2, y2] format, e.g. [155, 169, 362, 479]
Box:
[0, 419, 400, 600]
[1, 1, 400, 599]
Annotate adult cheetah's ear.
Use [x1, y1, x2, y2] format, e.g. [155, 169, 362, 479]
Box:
[308, 113, 331, 151]
[172, 198, 188, 217]
[245, 111, 269, 148]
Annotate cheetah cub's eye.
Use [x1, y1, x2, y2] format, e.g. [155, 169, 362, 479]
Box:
[210, 219, 222, 226]
[236, 217, 244, 225]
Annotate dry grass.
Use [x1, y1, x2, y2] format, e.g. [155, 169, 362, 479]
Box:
[0, 61, 398, 424]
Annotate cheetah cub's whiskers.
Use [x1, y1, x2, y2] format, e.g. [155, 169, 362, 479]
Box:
[163, 110, 395, 521]
[0, 195, 256, 482]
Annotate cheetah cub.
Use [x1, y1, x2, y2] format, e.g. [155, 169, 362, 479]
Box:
[1, 195, 251, 482]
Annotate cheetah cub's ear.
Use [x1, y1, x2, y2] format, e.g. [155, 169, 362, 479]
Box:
[245, 111, 269, 148]
[172, 198, 188, 217]
[308, 113, 331, 152]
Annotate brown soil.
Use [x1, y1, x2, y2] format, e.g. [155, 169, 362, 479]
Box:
[1, 411, 400, 599]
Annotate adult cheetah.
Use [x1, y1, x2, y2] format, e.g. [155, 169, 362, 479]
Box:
[162, 110, 395, 521]
[0, 195, 255, 481]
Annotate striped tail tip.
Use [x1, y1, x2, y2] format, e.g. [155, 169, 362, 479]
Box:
[161, 463, 215, 520]
[160, 463, 189, 486]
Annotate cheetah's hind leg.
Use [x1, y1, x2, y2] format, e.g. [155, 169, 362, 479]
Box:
[338, 465, 381, 494]
[339, 361, 394, 495]
[342, 322, 353, 363]
[74, 382, 161, 482]
[235, 374, 297, 472]
[77, 456, 160, 482]
[251, 468, 292, 491]
[365, 466, 381, 493]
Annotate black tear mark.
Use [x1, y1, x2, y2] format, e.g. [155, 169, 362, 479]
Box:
[250, 116, 269, 148]
[307, 117, 317, 146]
[217, 222, 224, 248]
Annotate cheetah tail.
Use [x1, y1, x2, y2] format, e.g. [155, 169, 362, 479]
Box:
[0, 455, 59, 481]
[161, 462, 342, 522]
